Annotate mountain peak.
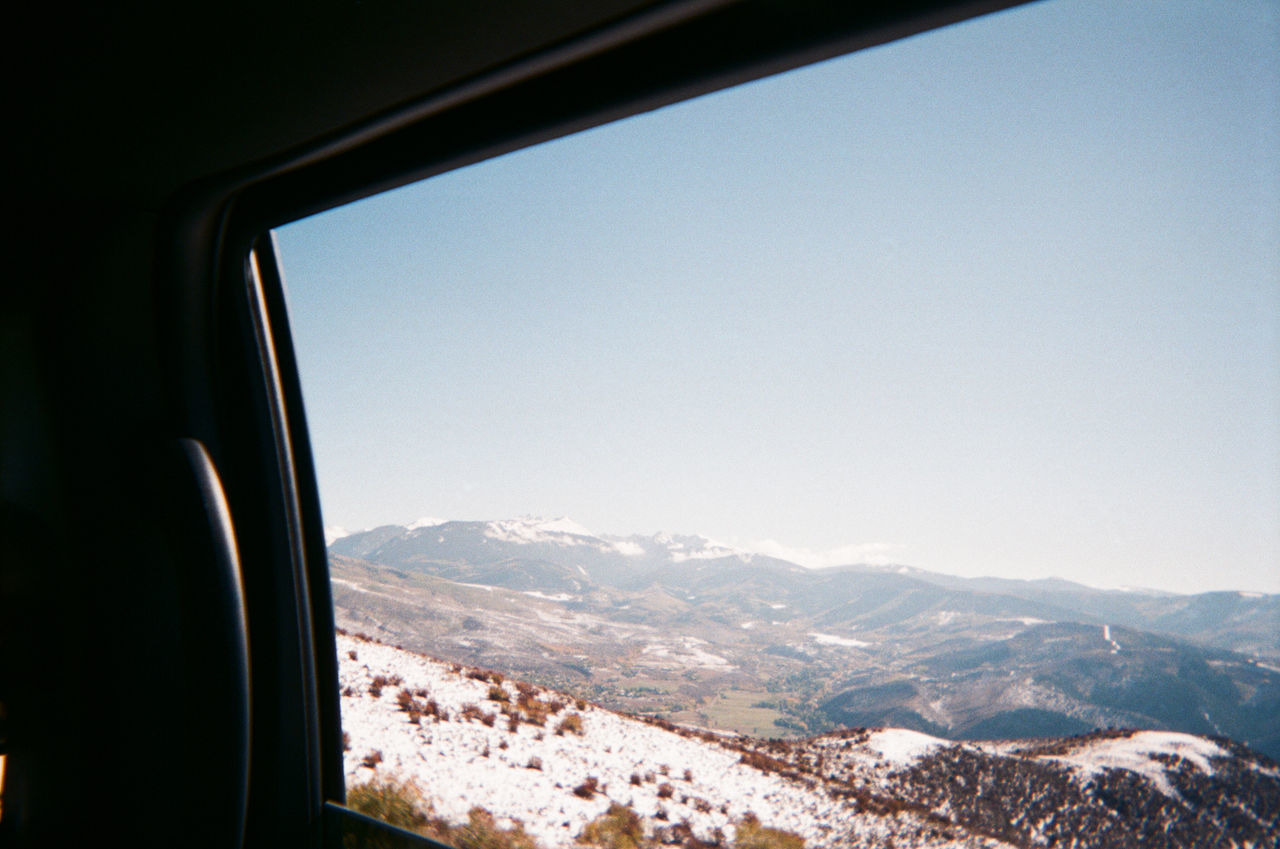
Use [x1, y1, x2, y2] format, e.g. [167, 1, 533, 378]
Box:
[484, 516, 596, 544]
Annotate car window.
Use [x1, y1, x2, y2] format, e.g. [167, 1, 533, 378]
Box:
[275, 1, 1279, 846]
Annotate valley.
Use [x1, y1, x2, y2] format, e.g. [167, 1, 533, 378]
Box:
[327, 518, 1280, 761]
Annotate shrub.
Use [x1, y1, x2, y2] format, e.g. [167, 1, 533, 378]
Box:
[732, 814, 804, 849]
[368, 674, 401, 698]
[516, 692, 549, 726]
[573, 777, 600, 798]
[526, 757, 543, 771]
[656, 783, 674, 799]
[449, 806, 538, 849]
[342, 731, 351, 751]
[577, 803, 648, 849]
[489, 685, 511, 703]
[461, 703, 496, 725]
[683, 769, 693, 782]
[348, 778, 543, 849]
[555, 713, 584, 736]
[361, 749, 384, 769]
[629, 774, 642, 787]
[346, 777, 431, 834]
[739, 751, 790, 775]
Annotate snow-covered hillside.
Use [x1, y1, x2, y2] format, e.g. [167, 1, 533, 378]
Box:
[336, 632, 1015, 848]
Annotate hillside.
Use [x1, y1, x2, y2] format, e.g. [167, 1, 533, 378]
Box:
[335, 632, 1280, 848]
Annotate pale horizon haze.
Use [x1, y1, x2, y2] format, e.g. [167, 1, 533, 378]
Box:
[276, 0, 1280, 595]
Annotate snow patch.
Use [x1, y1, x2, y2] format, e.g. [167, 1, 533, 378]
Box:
[408, 516, 448, 530]
[325, 525, 351, 545]
[330, 577, 367, 593]
[485, 516, 596, 546]
[641, 638, 733, 669]
[809, 632, 871, 648]
[523, 591, 576, 602]
[864, 729, 949, 766]
[1047, 731, 1230, 798]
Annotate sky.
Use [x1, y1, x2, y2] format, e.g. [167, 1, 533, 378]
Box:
[275, 0, 1280, 594]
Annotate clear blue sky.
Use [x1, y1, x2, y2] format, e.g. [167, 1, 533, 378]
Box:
[275, 0, 1279, 594]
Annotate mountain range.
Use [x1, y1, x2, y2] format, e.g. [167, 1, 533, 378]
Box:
[327, 517, 1280, 761]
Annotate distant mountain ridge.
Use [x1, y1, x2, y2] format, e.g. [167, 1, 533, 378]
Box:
[330, 517, 1279, 658]
[327, 517, 1280, 761]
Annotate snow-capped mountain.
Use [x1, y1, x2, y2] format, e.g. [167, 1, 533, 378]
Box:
[333, 517, 764, 572]
[336, 632, 1280, 849]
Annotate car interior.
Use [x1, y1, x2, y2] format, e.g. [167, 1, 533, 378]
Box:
[5, 1, 1028, 847]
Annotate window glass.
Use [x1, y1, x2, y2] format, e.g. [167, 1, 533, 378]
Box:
[277, 1, 1279, 847]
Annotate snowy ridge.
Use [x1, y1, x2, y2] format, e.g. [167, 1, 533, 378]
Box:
[759, 727, 1280, 849]
[484, 516, 598, 546]
[470, 516, 760, 565]
[1042, 731, 1237, 798]
[336, 633, 1015, 849]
